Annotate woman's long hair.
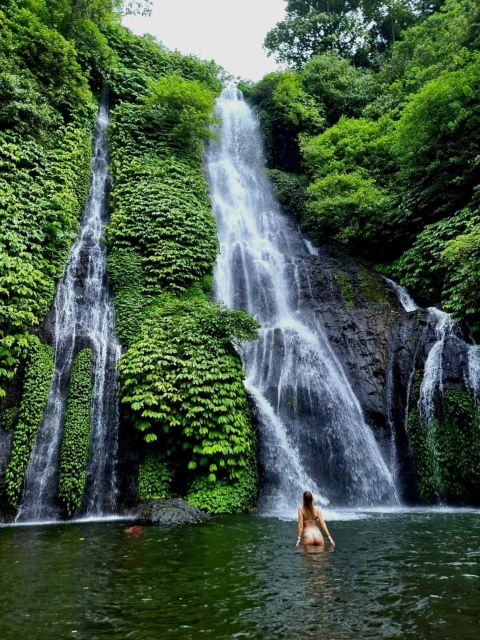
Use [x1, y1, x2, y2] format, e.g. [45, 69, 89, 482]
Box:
[302, 490, 316, 521]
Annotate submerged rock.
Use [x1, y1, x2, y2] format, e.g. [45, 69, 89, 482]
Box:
[134, 498, 209, 526]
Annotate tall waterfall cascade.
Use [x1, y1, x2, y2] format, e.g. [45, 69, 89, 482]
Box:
[17, 96, 120, 521]
[206, 87, 398, 511]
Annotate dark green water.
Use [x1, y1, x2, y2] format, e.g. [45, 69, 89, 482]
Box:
[1, 510, 479, 639]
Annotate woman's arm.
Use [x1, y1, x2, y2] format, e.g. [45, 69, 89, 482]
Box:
[296, 509, 303, 547]
[317, 508, 335, 547]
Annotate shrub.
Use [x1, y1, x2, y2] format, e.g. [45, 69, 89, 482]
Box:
[58, 348, 93, 516]
[4, 337, 54, 507]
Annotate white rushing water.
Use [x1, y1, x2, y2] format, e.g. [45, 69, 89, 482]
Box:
[206, 87, 398, 511]
[419, 308, 456, 426]
[17, 97, 120, 521]
[384, 277, 417, 312]
[467, 345, 480, 402]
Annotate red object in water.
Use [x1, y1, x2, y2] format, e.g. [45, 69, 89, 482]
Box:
[124, 525, 144, 534]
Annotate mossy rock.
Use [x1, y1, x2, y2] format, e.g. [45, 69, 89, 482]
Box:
[134, 498, 209, 526]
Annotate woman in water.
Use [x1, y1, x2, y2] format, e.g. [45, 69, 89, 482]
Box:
[296, 491, 335, 548]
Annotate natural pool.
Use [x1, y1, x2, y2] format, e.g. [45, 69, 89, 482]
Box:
[1, 509, 479, 639]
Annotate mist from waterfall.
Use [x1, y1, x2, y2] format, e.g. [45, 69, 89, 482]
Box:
[17, 96, 120, 521]
[206, 87, 398, 511]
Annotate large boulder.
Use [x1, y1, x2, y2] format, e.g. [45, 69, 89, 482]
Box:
[134, 498, 209, 526]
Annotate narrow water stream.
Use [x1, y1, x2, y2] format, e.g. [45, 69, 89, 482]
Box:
[17, 96, 120, 521]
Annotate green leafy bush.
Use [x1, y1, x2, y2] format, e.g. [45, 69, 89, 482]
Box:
[138, 450, 172, 500]
[301, 53, 375, 124]
[393, 55, 480, 218]
[144, 74, 217, 152]
[107, 247, 147, 347]
[392, 208, 475, 307]
[108, 151, 218, 295]
[187, 461, 258, 514]
[0, 406, 18, 432]
[4, 336, 54, 507]
[119, 295, 259, 512]
[301, 115, 395, 186]
[304, 172, 392, 254]
[58, 348, 93, 516]
[247, 70, 324, 171]
[407, 374, 480, 503]
[442, 218, 480, 335]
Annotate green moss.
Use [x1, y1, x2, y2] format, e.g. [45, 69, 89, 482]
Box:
[119, 293, 259, 513]
[4, 337, 54, 508]
[187, 461, 258, 514]
[334, 271, 355, 309]
[407, 373, 441, 503]
[358, 268, 389, 306]
[107, 247, 148, 347]
[138, 450, 173, 500]
[407, 373, 480, 504]
[58, 348, 93, 516]
[0, 406, 18, 431]
[108, 150, 218, 295]
[435, 390, 480, 503]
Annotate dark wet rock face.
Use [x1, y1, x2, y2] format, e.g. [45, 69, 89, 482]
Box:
[293, 249, 473, 502]
[134, 499, 209, 526]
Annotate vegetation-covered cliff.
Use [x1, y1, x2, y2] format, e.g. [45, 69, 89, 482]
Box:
[246, 0, 480, 338]
[0, 0, 258, 516]
[1, 0, 479, 516]
[243, 0, 480, 504]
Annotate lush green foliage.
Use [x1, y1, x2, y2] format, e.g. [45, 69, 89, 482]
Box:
[4, 337, 54, 507]
[0, 2, 96, 397]
[245, 70, 323, 170]
[442, 221, 480, 335]
[301, 52, 375, 123]
[58, 349, 93, 516]
[137, 450, 172, 500]
[408, 374, 480, 503]
[187, 462, 258, 514]
[393, 55, 480, 219]
[392, 208, 475, 305]
[144, 74, 217, 152]
[0, 406, 19, 432]
[119, 295, 259, 512]
[108, 150, 218, 294]
[266, 169, 308, 219]
[264, 1, 436, 68]
[251, 0, 480, 335]
[107, 247, 147, 347]
[305, 172, 392, 253]
[104, 23, 222, 103]
[106, 27, 259, 513]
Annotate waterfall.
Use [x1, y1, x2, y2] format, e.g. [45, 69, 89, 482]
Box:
[468, 346, 480, 402]
[17, 96, 120, 521]
[384, 278, 417, 312]
[419, 308, 456, 425]
[206, 87, 398, 511]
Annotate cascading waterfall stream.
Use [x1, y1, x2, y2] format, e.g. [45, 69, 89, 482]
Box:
[468, 346, 480, 402]
[17, 96, 120, 521]
[206, 87, 398, 511]
[384, 278, 417, 313]
[419, 308, 456, 426]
